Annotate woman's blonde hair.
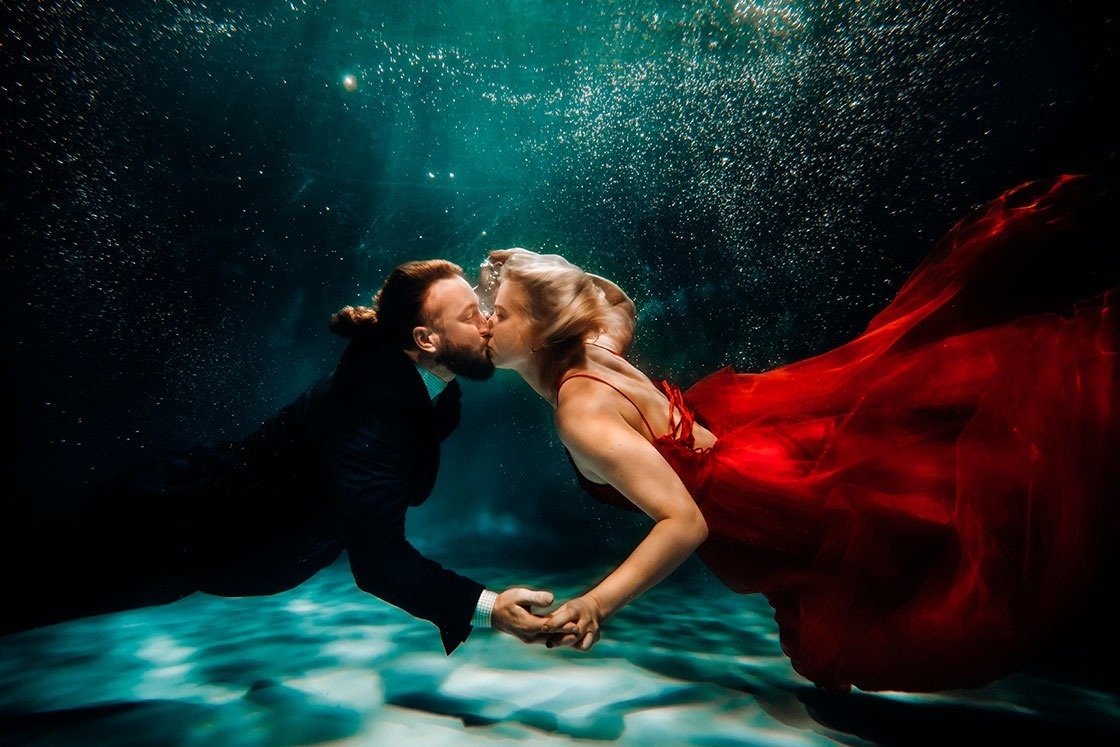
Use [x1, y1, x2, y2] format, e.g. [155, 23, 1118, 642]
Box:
[487, 248, 636, 392]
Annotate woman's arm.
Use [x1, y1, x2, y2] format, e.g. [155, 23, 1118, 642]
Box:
[546, 384, 708, 650]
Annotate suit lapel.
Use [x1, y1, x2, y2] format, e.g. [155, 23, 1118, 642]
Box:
[431, 379, 461, 442]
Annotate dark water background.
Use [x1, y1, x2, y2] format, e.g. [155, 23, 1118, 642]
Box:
[3, 0, 1118, 744]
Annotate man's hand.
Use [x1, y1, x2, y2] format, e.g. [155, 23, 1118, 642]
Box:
[490, 587, 554, 643]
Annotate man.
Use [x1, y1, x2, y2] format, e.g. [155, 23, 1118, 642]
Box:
[3, 259, 551, 652]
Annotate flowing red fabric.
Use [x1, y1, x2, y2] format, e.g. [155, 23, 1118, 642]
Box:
[588, 174, 1118, 691]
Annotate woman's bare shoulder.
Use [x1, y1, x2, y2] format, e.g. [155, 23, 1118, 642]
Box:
[555, 376, 629, 437]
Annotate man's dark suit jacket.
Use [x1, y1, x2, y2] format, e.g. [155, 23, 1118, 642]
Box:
[4, 337, 484, 653]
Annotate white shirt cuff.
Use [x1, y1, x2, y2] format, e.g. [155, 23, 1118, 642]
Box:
[472, 589, 498, 628]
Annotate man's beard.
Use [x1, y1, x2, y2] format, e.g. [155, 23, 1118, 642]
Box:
[436, 339, 495, 381]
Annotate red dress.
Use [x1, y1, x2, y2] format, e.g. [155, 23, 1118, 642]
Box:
[572, 174, 1119, 692]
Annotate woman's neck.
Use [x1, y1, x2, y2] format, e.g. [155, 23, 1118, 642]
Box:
[512, 340, 609, 407]
[509, 355, 559, 406]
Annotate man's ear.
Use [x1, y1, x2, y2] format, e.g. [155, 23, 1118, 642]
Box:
[413, 325, 439, 354]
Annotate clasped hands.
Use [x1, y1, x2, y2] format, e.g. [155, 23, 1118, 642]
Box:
[491, 588, 604, 652]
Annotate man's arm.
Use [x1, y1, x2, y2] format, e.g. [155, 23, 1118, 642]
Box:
[345, 504, 483, 653]
[330, 415, 551, 651]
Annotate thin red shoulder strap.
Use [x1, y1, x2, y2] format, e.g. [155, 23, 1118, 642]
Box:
[556, 373, 657, 438]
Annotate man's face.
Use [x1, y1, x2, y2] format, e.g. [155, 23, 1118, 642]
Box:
[422, 276, 495, 381]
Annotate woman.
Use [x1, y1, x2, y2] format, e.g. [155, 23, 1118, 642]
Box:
[480, 173, 1118, 692]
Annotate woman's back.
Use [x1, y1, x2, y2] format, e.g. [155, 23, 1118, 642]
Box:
[556, 343, 717, 480]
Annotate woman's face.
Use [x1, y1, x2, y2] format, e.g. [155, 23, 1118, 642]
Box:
[487, 279, 537, 369]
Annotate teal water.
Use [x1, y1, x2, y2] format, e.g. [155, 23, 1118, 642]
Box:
[2, 556, 1117, 746]
[3, 0, 1118, 743]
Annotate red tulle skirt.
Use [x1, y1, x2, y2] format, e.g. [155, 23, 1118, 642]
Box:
[678, 174, 1118, 691]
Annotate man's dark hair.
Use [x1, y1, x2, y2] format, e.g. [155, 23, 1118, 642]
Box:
[329, 260, 465, 349]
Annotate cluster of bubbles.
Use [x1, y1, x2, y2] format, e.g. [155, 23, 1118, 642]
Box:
[299, 0, 1065, 377]
[4, 0, 1101, 476]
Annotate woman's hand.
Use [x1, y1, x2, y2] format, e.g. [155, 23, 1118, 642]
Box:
[542, 594, 606, 652]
